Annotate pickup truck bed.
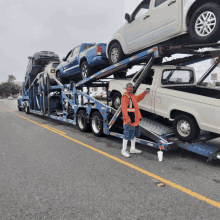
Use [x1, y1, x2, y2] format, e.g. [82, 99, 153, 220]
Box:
[166, 86, 220, 99]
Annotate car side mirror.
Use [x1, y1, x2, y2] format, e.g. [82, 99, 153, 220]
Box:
[125, 13, 131, 22]
[28, 56, 32, 59]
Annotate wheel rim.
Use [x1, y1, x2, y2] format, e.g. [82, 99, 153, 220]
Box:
[195, 11, 217, 37]
[114, 96, 121, 109]
[82, 65, 88, 78]
[78, 113, 86, 129]
[111, 48, 119, 63]
[177, 120, 191, 137]
[92, 116, 101, 134]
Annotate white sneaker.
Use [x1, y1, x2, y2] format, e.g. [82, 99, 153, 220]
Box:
[130, 149, 142, 154]
[121, 150, 131, 158]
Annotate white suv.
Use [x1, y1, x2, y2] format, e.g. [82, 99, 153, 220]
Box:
[107, 0, 220, 65]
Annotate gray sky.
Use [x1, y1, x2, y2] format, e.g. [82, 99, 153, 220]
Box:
[0, 0, 219, 83]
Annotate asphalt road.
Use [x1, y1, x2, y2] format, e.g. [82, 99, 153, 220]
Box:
[1, 99, 220, 220]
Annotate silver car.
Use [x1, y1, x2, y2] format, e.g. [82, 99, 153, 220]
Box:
[107, 0, 220, 65]
[38, 61, 60, 86]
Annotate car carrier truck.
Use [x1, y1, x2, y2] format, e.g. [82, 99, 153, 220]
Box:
[18, 42, 220, 162]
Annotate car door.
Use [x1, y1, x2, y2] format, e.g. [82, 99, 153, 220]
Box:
[62, 51, 72, 76]
[154, 69, 193, 118]
[70, 46, 80, 77]
[64, 50, 74, 76]
[125, 0, 153, 53]
[151, 0, 181, 41]
[132, 69, 155, 112]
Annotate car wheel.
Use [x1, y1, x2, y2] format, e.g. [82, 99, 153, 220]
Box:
[108, 42, 125, 65]
[188, 3, 220, 43]
[112, 92, 122, 109]
[17, 101, 22, 111]
[56, 71, 63, 84]
[25, 103, 30, 114]
[80, 61, 93, 80]
[91, 111, 103, 137]
[173, 114, 200, 142]
[77, 109, 89, 132]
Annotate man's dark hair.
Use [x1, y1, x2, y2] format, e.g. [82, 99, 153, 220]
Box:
[126, 83, 133, 88]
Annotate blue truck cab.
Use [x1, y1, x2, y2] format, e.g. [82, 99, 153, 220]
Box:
[56, 43, 109, 83]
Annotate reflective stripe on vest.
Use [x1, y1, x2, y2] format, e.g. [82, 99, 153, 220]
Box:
[127, 108, 135, 112]
[125, 94, 134, 108]
[124, 93, 135, 123]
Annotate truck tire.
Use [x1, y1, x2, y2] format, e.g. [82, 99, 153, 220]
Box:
[17, 101, 22, 111]
[91, 111, 103, 137]
[80, 61, 93, 80]
[25, 103, 30, 114]
[188, 3, 220, 43]
[77, 109, 89, 132]
[56, 71, 63, 84]
[108, 42, 125, 65]
[173, 114, 200, 142]
[112, 92, 122, 109]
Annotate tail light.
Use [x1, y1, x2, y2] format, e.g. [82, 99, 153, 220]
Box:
[96, 46, 102, 56]
[51, 69, 55, 73]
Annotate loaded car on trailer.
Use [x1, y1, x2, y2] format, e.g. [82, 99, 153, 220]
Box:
[25, 51, 60, 88]
[107, 0, 220, 65]
[55, 43, 110, 83]
[37, 61, 60, 86]
[108, 62, 220, 142]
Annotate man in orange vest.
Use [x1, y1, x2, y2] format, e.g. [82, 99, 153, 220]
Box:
[121, 83, 150, 157]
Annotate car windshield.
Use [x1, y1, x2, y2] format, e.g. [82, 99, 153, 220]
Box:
[41, 51, 49, 54]
[162, 69, 194, 85]
[52, 63, 60, 68]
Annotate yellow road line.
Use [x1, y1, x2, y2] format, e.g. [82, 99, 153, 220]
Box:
[41, 124, 67, 134]
[2, 107, 220, 209]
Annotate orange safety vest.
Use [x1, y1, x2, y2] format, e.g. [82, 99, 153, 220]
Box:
[121, 91, 147, 127]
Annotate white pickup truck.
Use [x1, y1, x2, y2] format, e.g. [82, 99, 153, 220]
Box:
[109, 65, 220, 142]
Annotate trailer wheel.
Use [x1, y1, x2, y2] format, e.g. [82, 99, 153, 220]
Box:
[91, 111, 103, 137]
[77, 110, 89, 132]
[80, 61, 93, 80]
[189, 3, 220, 43]
[173, 114, 200, 142]
[25, 103, 30, 114]
[108, 42, 125, 65]
[112, 92, 122, 109]
[17, 101, 22, 111]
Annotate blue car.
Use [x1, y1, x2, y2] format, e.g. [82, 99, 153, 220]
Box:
[56, 43, 109, 83]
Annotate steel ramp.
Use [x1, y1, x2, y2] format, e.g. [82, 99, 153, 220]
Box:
[139, 117, 174, 144]
[139, 117, 174, 136]
[172, 139, 220, 161]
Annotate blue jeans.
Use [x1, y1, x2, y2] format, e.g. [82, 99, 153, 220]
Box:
[123, 124, 140, 141]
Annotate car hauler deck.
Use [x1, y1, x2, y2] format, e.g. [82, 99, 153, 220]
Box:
[18, 43, 220, 162]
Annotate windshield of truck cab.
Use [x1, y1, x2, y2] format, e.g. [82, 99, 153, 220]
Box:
[162, 69, 194, 85]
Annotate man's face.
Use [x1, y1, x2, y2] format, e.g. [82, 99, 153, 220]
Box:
[126, 84, 133, 94]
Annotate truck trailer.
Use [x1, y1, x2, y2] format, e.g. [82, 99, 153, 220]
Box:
[18, 42, 220, 162]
